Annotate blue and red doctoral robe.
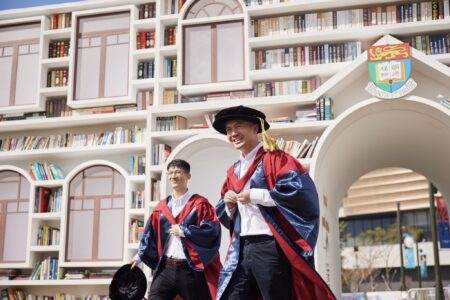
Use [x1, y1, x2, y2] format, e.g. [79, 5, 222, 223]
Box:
[138, 194, 222, 299]
[215, 148, 336, 300]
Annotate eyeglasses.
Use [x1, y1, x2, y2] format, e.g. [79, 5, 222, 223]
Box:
[167, 170, 184, 176]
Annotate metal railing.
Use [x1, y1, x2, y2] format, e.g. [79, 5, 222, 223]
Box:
[407, 287, 450, 300]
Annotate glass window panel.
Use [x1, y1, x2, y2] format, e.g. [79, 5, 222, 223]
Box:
[79, 13, 130, 33]
[107, 35, 118, 45]
[70, 174, 83, 197]
[0, 48, 3, 56]
[90, 37, 101, 47]
[402, 212, 414, 226]
[79, 38, 90, 48]
[15, 52, 39, 105]
[185, 25, 211, 84]
[3, 47, 14, 56]
[70, 199, 82, 210]
[67, 210, 94, 260]
[113, 173, 125, 194]
[85, 177, 112, 196]
[0, 182, 18, 200]
[354, 219, 363, 236]
[18, 202, 28, 212]
[415, 211, 428, 227]
[0, 171, 17, 181]
[85, 166, 112, 177]
[97, 209, 124, 260]
[0, 56, 13, 106]
[7, 202, 18, 213]
[216, 22, 243, 82]
[118, 34, 129, 43]
[20, 177, 30, 199]
[29, 43, 39, 53]
[372, 218, 382, 230]
[75, 47, 101, 100]
[113, 198, 124, 208]
[83, 199, 94, 210]
[104, 43, 128, 97]
[0, 23, 40, 41]
[363, 219, 371, 231]
[101, 198, 112, 209]
[205, 4, 226, 16]
[3, 212, 28, 262]
[18, 45, 29, 54]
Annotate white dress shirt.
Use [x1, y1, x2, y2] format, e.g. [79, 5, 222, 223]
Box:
[164, 190, 191, 259]
[226, 142, 276, 236]
[133, 190, 191, 263]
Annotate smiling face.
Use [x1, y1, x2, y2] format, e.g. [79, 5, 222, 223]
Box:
[225, 119, 260, 156]
[167, 166, 190, 194]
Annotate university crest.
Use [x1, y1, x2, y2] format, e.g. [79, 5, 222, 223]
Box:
[365, 43, 417, 99]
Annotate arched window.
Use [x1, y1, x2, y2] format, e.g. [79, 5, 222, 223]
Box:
[182, 0, 245, 85]
[66, 165, 125, 262]
[0, 171, 30, 263]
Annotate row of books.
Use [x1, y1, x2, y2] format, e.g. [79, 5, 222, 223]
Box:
[46, 69, 68, 88]
[276, 136, 319, 159]
[137, 60, 155, 79]
[46, 98, 72, 117]
[131, 190, 145, 209]
[49, 13, 71, 30]
[162, 89, 180, 104]
[164, 57, 177, 77]
[251, 41, 362, 69]
[48, 40, 70, 58]
[165, 0, 186, 14]
[136, 31, 155, 49]
[138, 2, 156, 19]
[404, 32, 450, 55]
[30, 257, 58, 280]
[34, 187, 62, 213]
[164, 26, 177, 46]
[244, 0, 294, 6]
[151, 178, 161, 202]
[156, 116, 187, 131]
[130, 154, 146, 176]
[0, 98, 150, 121]
[251, 1, 450, 37]
[151, 144, 171, 165]
[315, 96, 334, 121]
[254, 77, 321, 97]
[30, 162, 64, 181]
[129, 219, 144, 243]
[37, 225, 60, 246]
[0, 126, 145, 152]
[137, 90, 153, 109]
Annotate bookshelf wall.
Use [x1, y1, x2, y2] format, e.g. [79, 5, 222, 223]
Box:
[1, 0, 450, 297]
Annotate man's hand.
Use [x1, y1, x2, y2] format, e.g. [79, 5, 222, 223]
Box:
[169, 224, 181, 237]
[237, 190, 251, 205]
[224, 190, 238, 209]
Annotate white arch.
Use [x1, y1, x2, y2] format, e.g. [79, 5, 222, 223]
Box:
[161, 133, 230, 195]
[64, 159, 129, 182]
[310, 96, 450, 296]
[0, 165, 35, 184]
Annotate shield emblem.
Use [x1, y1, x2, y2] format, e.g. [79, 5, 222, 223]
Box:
[367, 43, 411, 93]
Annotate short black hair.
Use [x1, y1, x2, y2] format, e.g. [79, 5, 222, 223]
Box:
[167, 159, 190, 173]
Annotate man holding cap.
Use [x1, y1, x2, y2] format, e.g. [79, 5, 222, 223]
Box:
[131, 159, 221, 300]
[213, 105, 335, 300]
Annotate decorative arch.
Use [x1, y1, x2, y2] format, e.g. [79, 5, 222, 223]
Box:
[310, 96, 450, 294]
[184, 0, 243, 19]
[63, 160, 128, 263]
[178, 0, 250, 92]
[0, 165, 32, 265]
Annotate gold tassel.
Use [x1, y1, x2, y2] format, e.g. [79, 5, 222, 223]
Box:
[259, 118, 278, 152]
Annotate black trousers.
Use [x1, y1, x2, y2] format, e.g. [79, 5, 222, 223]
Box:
[148, 258, 211, 300]
[221, 235, 292, 300]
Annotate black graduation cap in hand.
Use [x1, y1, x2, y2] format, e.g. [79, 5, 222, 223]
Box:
[110, 264, 147, 300]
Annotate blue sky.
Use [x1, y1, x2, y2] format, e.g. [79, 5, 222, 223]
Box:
[0, 0, 84, 10]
